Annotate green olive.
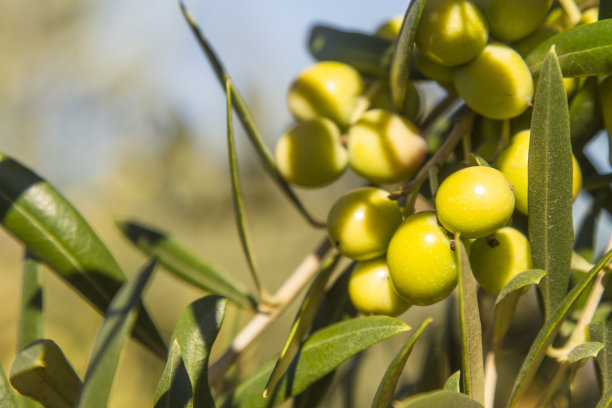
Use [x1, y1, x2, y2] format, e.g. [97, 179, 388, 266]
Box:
[327, 187, 402, 261]
[274, 118, 348, 187]
[347, 109, 427, 184]
[374, 15, 404, 41]
[413, 47, 456, 91]
[454, 43, 534, 120]
[478, 0, 552, 42]
[469, 227, 532, 295]
[387, 211, 458, 305]
[287, 61, 364, 128]
[348, 257, 411, 316]
[435, 166, 515, 239]
[495, 129, 582, 215]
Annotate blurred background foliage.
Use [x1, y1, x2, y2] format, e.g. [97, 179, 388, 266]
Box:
[0, 0, 429, 406]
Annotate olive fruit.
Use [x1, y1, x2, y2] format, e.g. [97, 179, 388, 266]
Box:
[477, 0, 552, 42]
[387, 211, 458, 305]
[274, 118, 348, 187]
[495, 130, 582, 215]
[469, 227, 532, 295]
[600, 76, 612, 166]
[348, 257, 411, 316]
[435, 166, 515, 239]
[287, 61, 364, 128]
[413, 47, 456, 91]
[415, 0, 489, 67]
[454, 43, 534, 120]
[374, 15, 403, 41]
[327, 187, 402, 261]
[347, 109, 427, 184]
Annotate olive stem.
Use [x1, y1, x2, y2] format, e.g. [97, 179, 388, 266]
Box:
[208, 238, 332, 390]
[419, 94, 461, 131]
[389, 107, 475, 200]
[483, 350, 497, 408]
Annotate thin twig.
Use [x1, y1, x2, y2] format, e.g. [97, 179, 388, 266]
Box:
[208, 238, 332, 389]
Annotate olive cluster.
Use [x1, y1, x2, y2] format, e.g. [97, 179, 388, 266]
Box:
[272, 0, 603, 316]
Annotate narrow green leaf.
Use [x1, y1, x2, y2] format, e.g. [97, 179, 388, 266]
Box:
[468, 154, 491, 167]
[505, 247, 612, 408]
[171, 295, 227, 408]
[443, 371, 461, 392]
[10, 339, 81, 408]
[308, 25, 394, 79]
[389, 0, 425, 109]
[526, 20, 612, 78]
[590, 320, 612, 393]
[116, 220, 254, 310]
[395, 390, 484, 408]
[600, 2, 612, 21]
[223, 316, 410, 408]
[178, 1, 324, 228]
[528, 47, 574, 320]
[597, 386, 612, 408]
[0, 154, 166, 359]
[455, 237, 484, 404]
[372, 318, 433, 408]
[76, 259, 157, 408]
[493, 269, 547, 347]
[566, 341, 604, 364]
[0, 361, 18, 408]
[226, 78, 266, 300]
[19, 251, 43, 350]
[264, 254, 340, 397]
[154, 339, 192, 408]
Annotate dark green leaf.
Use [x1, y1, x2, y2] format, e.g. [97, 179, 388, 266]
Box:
[76, 259, 157, 408]
[455, 238, 484, 404]
[19, 252, 43, 350]
[178, 1, 324, 228]
[223, 316, 410, 408]
[372, 318, 433, 408]
[389, 0, 425, 109]
[308, 25, 394, 79]
[116, 220, 254, 310]
[569, 77, 602, 146]
[590, 320, 612, 393]
[395, 390, 484, 408]
[10, 339, 81, 408]
[443, 371, 461, 392]
[0, 361, 18, 408]
[600, 3, 612, 20]
[171, 295, 227, 408]
[505, 247, 612, 408]
[265, 255, 340, 397]
[0, 153, 166, 358]
[566, 342, 604, 364]
[528, 47, 574, 320]
[493, 269, 546, 347]
[526, 20, 612, 78]
[154, 339, 192, 408]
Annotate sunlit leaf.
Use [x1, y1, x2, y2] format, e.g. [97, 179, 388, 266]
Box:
[590, 321, 612, 393]
[505, 247, 612, 408]
[10, 339, 81, 408]
[76, 259, 157, 408]
[527, 20, 612, 78]
[0, 361, 18, 408]
[154, 339, 192, 408]
[372, 318, 433, 408]
[19, 251, 43, 350]
[566, 342, 604, 364]
[171, 295, 227, 408]
[455, 238, 484, 404]
[0, 153, 166, 358]
[178, 1, 324, 228]
[528, 47, 574, 320]
[389, 0, 425, 109]
[265, 254, 340, 397]
[222, 316, 410, 408]
[443, 371, 461, 392]
[493, 269, 546, 347]
[395, 390, 483, 408]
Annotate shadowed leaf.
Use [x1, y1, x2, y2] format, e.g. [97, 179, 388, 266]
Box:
[590, 321, 612, 394]
[154, 339, 192, 408]
[19, 252, 43, 350]
[395, 390, 483, 408]
[76, 260, 157, 408]
[10, 340, 81, 408]
[0, 153, 166, 358]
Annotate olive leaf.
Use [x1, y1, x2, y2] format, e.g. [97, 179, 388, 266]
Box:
[395, 390, 484, 408]
[19, 251, 43, 350]
[154, 339, 192, 408]
[528, 46, 574, 320]
[590, 321, 612, 394]
[597, 387, 612, 408]
[443, 371, 461, 392]
[566, 342, 604, 364]
[0, 361, 18, 408]
[372, 318, 433, 408]
[76, 259, 157, 408]
[527, 20, 612, 78]
[0, 153, 166, 359]
[116, 220, 254, 309]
